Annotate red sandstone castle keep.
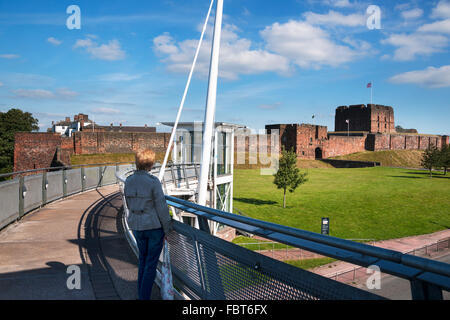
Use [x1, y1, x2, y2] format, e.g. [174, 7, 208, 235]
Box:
[266, 104, 449, 160]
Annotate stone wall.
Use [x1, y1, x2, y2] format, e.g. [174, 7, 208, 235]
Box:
[335, 104, 395, 133]
[14, 131, 172, 172]
[14, 133, 62, 172]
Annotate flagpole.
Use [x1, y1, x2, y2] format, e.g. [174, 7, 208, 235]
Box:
[371, 80, 373, 105]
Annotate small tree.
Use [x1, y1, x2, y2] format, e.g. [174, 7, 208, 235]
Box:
[273, 148, 308, 208]
[421, 145, 439, 178]
[438, 144, 450, 175]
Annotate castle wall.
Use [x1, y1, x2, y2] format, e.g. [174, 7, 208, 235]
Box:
[14, 133, 62, 172]
[371, 134, 443, 151]
[73, 132, 171, 155]
[324, 136, 367, 158]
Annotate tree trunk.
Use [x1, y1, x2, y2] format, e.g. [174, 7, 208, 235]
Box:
[283, 189, 286, 209]
[430, 168, 433, 178]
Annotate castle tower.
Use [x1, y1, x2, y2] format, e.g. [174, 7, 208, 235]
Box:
[335, 104, 395, 133]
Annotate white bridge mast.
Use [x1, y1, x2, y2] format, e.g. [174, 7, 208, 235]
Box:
[197, 0, 224, 207]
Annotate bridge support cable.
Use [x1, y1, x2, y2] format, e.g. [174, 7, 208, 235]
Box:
[158, 0, 215, 182]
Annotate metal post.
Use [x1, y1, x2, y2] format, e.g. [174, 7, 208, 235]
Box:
[81, 167, 86, 192]
[62, 169, 67, 198]
[18, 175, 25, 219]
[42, 171, 47, 206]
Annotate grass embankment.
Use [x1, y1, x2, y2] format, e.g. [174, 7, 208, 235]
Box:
[233, 167, 450, 241]
[332, 150, 425, 168]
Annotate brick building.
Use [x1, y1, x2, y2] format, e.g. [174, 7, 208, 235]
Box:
[266, 104, 449, 160]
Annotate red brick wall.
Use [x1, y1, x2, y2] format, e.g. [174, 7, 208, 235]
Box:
[372, 134, 442, 151]
[14, 132, 62, 172]
[324, 136, 367, 158]
[73, 132, 171, 155]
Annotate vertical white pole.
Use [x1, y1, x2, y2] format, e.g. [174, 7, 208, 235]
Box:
[198, 0, 224, 207]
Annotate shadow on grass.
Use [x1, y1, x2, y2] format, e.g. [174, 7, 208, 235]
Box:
[234, 197, 278, 206]
[404, 171, 449, 177]
[389, 172, 450, 179]
[430, 220, 450, 229]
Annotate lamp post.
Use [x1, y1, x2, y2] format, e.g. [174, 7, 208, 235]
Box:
[346, 119, 350, 136]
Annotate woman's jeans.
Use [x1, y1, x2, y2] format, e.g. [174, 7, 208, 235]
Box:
[133, 228, 165, 300]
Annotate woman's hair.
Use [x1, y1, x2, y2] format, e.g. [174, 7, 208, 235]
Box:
[135, 149, 156, 171]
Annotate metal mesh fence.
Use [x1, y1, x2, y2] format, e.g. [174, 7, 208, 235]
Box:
[167, 221, 383, 300]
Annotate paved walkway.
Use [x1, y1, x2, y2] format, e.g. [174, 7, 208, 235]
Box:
[311, 229, 450, 278]
[0, 185, 155, 300]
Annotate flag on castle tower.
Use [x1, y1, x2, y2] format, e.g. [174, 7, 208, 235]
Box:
[367, 82, 372, 88]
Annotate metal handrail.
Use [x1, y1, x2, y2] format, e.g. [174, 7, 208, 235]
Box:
[0, 161, 136, 179]
[164, 196, 450, 279]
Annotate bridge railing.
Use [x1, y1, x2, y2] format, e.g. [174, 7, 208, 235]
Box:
[0, 162, 140, 231]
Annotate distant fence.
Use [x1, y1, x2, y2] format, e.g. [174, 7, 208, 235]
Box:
[330, 237, 450, 284]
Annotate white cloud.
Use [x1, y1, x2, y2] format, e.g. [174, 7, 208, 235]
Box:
[320, 0, 352, 7]
[56, 88, 78, 98]
[98, 73, 142, 81]
[74, 38, 126, 61]
[418, 19, 450, 34]
[260, 20, 369, 68]
[382, 32, 448, 61]
[304, 10, 365, 27]
[12, 88, 78, 99]
[431, 1, 450, 19]
[47, 37, 62, 46]
[401, 8, 424, 20]
[257, 102, 281, 110]
[92, 107, 122, 114]
[389, 65, 450, 88]
[12, 89, 55, 99]
[154, 24, 290, 80]
[0, 82, 3, 87]
[0, 54, 20, 59]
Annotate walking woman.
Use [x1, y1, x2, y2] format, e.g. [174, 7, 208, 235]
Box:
[124, 149, 173, 300]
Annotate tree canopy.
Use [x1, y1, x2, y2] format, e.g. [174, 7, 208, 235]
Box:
[0, 108, 39, 174]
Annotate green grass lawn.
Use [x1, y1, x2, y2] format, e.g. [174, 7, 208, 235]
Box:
[233, 167, 450, 241]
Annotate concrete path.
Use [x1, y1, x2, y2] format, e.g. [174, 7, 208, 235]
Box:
[0, 185, 155, 300]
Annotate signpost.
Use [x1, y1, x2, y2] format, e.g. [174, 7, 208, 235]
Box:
[321, 218, 330, 236]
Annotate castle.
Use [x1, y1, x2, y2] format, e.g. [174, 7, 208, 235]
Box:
[13, 105, 449, 172]
[266, 104, 448, 160]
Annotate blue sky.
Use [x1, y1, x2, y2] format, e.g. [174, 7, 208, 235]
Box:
[0, 0, 449, 134]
